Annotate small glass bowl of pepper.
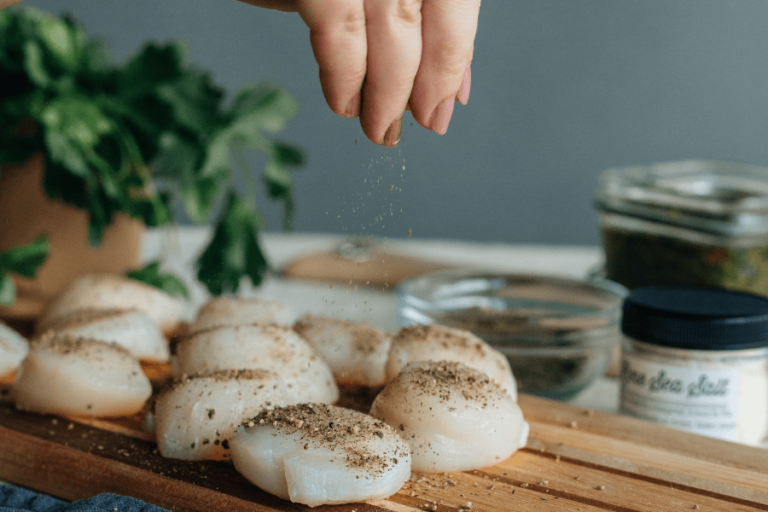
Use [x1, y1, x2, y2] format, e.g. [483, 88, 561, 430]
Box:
[396, 269, 627, 401]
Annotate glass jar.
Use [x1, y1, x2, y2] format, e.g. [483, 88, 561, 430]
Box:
[620, 285, 768, 447]
[397, 269, 626, 400]
[594, 160, 768, 296]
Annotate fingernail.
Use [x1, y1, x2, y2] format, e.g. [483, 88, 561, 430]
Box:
[457, 65, 471, 105]
[344, 92, 361, 118]
[429, 98, 455, 135]
[383, 115, 403, 147]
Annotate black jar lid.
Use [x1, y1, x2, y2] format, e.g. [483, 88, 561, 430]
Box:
[622, 285, 768, 350]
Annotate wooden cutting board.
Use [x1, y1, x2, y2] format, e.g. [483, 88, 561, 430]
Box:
[280, 248, 452, 289]
[0, 376, 766, 512]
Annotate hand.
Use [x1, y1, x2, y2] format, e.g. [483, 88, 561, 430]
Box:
[239, 0, 480, 146]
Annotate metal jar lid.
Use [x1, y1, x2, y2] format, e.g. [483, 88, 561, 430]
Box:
[594, 160, 768, 237]
[622, 285, 768, 350]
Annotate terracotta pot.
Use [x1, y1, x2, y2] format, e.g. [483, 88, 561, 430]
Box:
[0, 154, 144, 320]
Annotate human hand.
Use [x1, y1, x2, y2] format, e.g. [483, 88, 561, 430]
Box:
[239, 0, 480, 146]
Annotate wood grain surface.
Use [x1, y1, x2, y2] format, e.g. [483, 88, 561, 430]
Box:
[280, 248, 451, 289]
[1, 375, 766, 512]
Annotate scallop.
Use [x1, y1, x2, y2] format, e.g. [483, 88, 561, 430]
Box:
[230, 403, 411, 507]
[0, 322, 29, 378]
[191, 297, 297, 332]
[293, 315, 392, 387]
[173, 324, 339, 404]
[11, 334, 152, 417]
[154, 369, 291, 460]
[36, 274, 185, 336]
[386, 324, 517, 399]
[41, 308, 169, 363]
[371, 361, 529, 472]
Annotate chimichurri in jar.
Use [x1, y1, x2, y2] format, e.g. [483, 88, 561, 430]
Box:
[594, 160, 768, 296]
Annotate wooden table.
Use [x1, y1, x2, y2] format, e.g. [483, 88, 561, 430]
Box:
[1, 392, 766, 512]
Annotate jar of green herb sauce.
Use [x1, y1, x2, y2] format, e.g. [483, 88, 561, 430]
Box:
[594, 160, 768, 296]
[620, 285, 768, 446]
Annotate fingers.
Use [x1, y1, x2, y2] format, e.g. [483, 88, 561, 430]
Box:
[297, 0, 368, 119]
[410, 0, 480, 135]
[358, 0, 424, 146]
[292, 0, 479, 144]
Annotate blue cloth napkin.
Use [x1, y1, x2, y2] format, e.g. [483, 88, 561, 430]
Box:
[0, 485, 168, 512]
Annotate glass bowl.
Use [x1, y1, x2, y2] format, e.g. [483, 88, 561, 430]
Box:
[396, 269, 627, 400]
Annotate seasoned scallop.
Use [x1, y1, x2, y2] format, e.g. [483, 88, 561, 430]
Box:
[371, 361, 528, 472]
[11, 334, 152, 417]
[41, 308, 169, 363]
[0, 322, 29, 378]
[154, 369, 291, 461]
[191, 297, 297, 332]
[37, 274, 185, 336]
[385, 325, 517, 399]
[173, 324, 339, 404]
[293, 314, 392, 387]
[230, 403, 411, 507]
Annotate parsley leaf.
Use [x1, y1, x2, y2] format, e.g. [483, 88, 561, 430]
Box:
[0, 235, 50, 278]
[197, 193, 268, 295]
[126, 261, 189, 299]
[0, 235, 50, 305]
[0, 274, 15, 306]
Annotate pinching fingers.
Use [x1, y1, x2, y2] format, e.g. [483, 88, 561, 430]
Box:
[297, 0, 368, 118]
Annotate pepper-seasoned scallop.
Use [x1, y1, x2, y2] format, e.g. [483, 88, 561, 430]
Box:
[42, 308, 169, 363]
[230, 403, 411, 507]
[371, 361, 529, 472]
[173, 323, 339, 404]
[0, 322, 29, 378]
[293, 314, 392, 387]
[191, 297, 298, 332]
[154, 369, 292, 461]
[37, 274, 185, 336]
[385, 324, 517, 399]
[11, 334, 152, 417]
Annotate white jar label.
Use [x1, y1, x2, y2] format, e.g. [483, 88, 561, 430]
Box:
[619, 357, 740, 442]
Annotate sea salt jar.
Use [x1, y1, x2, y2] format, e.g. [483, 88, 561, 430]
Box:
[620, 285, 768, 446]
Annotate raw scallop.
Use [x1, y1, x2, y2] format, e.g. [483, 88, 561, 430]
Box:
[42, 308, 169, 363]
[371, 361, 528, 472]
[154, 369, 291, 460]
[191, 297, 297, 332]
[37, 274, 185, 336]
[0, 322, 28, 378]
[386, 324, 517, 399]
[11, 334, 152, 417]
[293, 314, 392, 387]
[230, 403, 411, 507]
[173, 324, 338, 404]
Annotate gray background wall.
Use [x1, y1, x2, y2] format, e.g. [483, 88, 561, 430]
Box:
[20, 0, 768, 245]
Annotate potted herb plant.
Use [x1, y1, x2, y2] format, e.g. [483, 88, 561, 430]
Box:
[0, 7, 306, 319]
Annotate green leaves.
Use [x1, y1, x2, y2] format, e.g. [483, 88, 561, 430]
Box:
[41, 96, 112, 153]
[126, 261, 189, 299]
[0, 236, 50, 305]
[1, 8, 306, 301]
[0, 276, 15, 306]
[197, 193, 268, 295]
[37, 14, 83, 73]
[0, 235, 50, 278]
